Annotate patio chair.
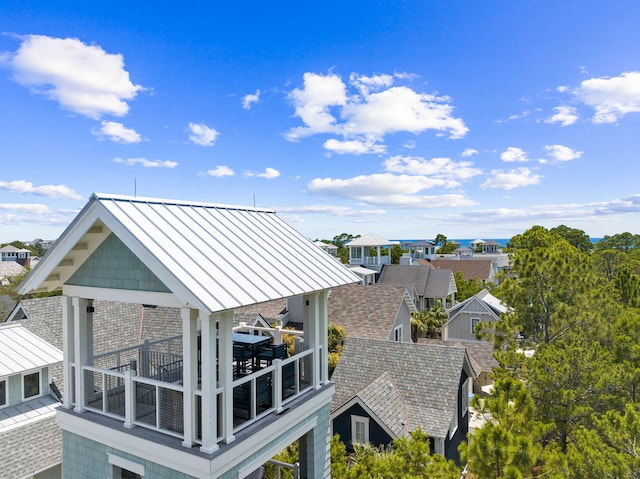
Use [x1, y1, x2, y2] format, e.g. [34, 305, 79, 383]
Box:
[233, 344, 253, 374]
[257, 343, 287, 367]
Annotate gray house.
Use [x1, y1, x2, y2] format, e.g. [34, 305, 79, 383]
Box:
[442, 289, 507, 343]
[327, 283, 416, 343]
[377, 264, 457, 310]
[330, 337, 477, 463]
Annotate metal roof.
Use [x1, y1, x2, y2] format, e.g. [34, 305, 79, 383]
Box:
[345, 233, 399, 247]
[19, 193, 360, 314]
[0, 323, 62, 377]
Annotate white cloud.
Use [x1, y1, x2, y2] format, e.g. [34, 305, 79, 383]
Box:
[481, 167, 541, 190]
[0, 203, 52, 214]
[244, 167, 280, 179]
[275, 204, 386, 217]
[383, 156, 482, 187]
[544, 144, 583, 162]
[204, 165, 235, 177]
[545, 106, 579, 126]
[285, 71, 468, 151]
[461, 148, 478, 157]
[0, 180, 82, 199]
[6, 35, 143, 119]
[323, 138, 386, 155]
[188, 123, 219, 146]
[500, 147, 529, 163]
[93, 121, 141, 144]
[114, 157, 177, 168]
[242, 90, 260, 110]
[574, 71, 640, 123]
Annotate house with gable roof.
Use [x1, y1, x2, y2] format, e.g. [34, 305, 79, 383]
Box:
[330, 337, 477, 463]
[442, 289, 507, 343]
[18, 193, 360, 479]
[376, 264, 457, 310]
[327, 283, 416, 343]
[0, 321, 63, 479]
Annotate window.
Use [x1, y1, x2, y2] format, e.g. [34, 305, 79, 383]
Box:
[394, 325, 403, 342]
[0, 379, 6, 407]
[351, 415, 370, 444]
[109, 453, 144, 478]
[23, 371, 40, 399]
[471, 317, 480, 334]
[462, 378, 470, 415]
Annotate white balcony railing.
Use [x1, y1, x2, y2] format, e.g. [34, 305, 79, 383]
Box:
[77, 344, 317, 446]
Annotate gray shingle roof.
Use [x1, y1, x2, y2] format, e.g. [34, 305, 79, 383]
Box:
[355, 371, 409, 437]
[331, 337, 475, 439]
[327, 284, 412, 340]
[377, 265, 455, 299]
[418, 338, 498, 374]
[0, 414, 61, 479]
[429, 258, 494, 281]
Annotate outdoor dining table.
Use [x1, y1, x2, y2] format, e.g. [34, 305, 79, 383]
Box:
[232, 333, 272, 371]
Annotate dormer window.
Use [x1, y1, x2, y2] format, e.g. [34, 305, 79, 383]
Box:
[23, 371, 40, 399]
[0, 378, 6, 407]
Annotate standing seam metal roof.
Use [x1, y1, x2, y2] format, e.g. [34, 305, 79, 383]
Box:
[20, 194, 360, 314]
[0, 323, 62, 377]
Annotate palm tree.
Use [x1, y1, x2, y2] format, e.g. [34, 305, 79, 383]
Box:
[411, 303, 448, 341]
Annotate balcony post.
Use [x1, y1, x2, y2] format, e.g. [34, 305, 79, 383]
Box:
[304, 292, 321, 390]
[61, 296, 74, 408]
[218, 310, 235, 444]
[181, 307, 198, 448]
[72, 297, 90, 413]
[124, 362, 136, 428]
[200, 310, 219, 453]
[319, 290, 329, 385]
[273, 358, 283, 413]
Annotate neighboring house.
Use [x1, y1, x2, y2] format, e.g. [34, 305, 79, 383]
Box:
[377, 264, 457, 310]
[442, 289, 507, 343]
[0, 245, 31, 267]
[331, 337, 477, 463]
[428, 258, 497, 285]
[0, 322, 63, 479]
[469, 239, 485, 250]
[18, 193, 360, 479]
[345, 234, 399, 272]
[346, 265, 377, 285]
[482, 240, 503, 254]
[314, 241, 338, 257]
[402, 240, 437, 262]
[327, 283, 416, 343]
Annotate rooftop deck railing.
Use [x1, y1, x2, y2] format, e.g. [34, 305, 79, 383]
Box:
[75, 331, 318, 447]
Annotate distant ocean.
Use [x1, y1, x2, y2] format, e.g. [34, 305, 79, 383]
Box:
[391, 239, 511, 248]
[391, 237, 603, 248]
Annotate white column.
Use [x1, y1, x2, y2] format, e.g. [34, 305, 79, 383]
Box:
[305, 293, 321, 390]
[72, 297, 89, 413]
[200, 310, 219, 453]
[319, 290, 329, 385]
[218, 310, 235, 444]
[61, 296, 74, 408]
[182, 307, 198, 448]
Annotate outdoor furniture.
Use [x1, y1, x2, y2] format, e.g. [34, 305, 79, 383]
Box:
[232, 333, 272, 371]
[233, 344, 253, 374]
[233, 374, 272, 418]
[257, 343, 287, 367]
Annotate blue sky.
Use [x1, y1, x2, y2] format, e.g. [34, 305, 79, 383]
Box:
[1, 1, 640, 243]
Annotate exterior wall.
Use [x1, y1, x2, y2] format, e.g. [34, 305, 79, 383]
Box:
[444, 300, 494, 342]
[62, 402, 334, 479]
[67, 234, 170, 292]
[62, 431, 197, 479]
[9, 375, 21, 405]
[388, 302, 412, 343]
[33, 464, 62, 479]
[444, 371, 470, 465]
[332, 403, 394, 452]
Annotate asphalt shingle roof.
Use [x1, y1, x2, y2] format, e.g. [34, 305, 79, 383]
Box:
[429, 258, 494, 282]
[331, 337, 473, 439]
[327, 284, 411, 340]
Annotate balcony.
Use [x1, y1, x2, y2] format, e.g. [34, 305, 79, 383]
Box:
[69, 324, 322, 448]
